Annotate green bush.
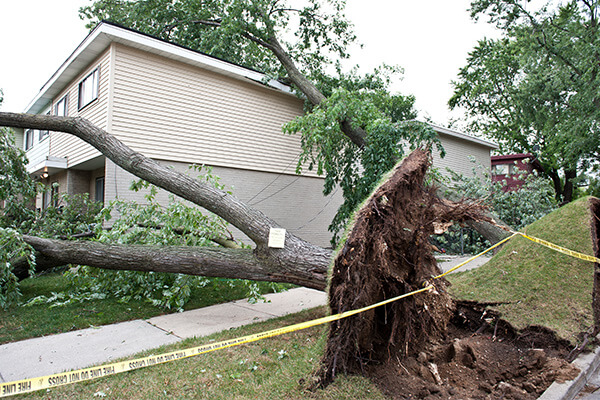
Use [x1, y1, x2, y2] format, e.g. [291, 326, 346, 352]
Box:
[438, 160, 557, 254]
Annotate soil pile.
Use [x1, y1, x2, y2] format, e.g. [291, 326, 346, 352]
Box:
[368, 303, 579, 399]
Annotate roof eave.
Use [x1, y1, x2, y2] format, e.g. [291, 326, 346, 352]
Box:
[427, 122, 498, 149]
[25, 21, 296, 114]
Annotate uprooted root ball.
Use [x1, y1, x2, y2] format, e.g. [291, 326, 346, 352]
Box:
[316, 149, 492, 387]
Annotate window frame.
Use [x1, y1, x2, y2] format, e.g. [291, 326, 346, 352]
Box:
[55, 95, 68, 117]
[42, 182, 59, 210]
[24, 129, 34, 151]
[492, 164, 510, 176]
[38, 111, 50, 141]
[78, 68, 100, 111]
[95, 176, 105, 204]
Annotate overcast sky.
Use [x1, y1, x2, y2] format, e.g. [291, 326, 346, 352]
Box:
[0, 0, 500, 126]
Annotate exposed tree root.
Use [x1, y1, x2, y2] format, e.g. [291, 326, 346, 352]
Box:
[316, 149, 492, 387]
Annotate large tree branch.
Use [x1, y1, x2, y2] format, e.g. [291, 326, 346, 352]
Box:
[21, 235, 329, 290]
[0, 112, 333, 288]
[189, 18, 368, 148]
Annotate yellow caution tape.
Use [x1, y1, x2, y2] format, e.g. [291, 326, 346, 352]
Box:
[433, 232, 518, 280]
[0, 285, 433, 397]
[517, 232, 600, 264]
[3, 229, 598, 397]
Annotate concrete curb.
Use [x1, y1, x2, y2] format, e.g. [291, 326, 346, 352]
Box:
[538, 342, 600, 400]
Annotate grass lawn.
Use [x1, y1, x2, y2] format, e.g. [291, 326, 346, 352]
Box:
[11, 307, 386, 400]
[448, 196, 597, 342]
[0, 272, 291, 345]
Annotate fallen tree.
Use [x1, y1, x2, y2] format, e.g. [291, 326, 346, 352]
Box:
[1, 2, 513, 292]
[0, 112, 332, 291]
[0, 111, 510, 290]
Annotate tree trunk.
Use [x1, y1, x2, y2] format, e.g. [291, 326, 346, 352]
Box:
[264, 35, 368, 148]
[562, 169, 577, 204]
[0, 111, 333, 288]
[1, 111, 510, 289]
[21, 235, 331, 290]
[548, 168, 565, 203]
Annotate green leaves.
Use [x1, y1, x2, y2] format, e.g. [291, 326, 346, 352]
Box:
[80, 0, 356, 81]
[0, 228, 35, 309]
[446, 161, 557, 230]
[284, 86, 440, 245]
[0, 127, 38, 230]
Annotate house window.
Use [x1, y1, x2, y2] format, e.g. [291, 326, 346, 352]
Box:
[55, 95, 68, 117]
[42, 182, 59, 210]
[493, 164, 509, 176]
[38, 129, 49, 141]
[95, 176, 105, 203]
[25, 129, 34, 150]
[42, 191, 50, 210]
[78, 68, 99, 110]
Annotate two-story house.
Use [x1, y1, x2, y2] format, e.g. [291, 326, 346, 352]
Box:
[17, 21, 497, 247]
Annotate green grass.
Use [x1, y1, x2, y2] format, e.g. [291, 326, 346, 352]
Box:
[0, 272, 291, 345]
[12, 307, 386, 400]
[448, 196, 596, 342]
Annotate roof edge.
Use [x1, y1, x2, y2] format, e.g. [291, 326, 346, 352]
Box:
[25, 21, 297, 114]
[426, 122, 498, 149]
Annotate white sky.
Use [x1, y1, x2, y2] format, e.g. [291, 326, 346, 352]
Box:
[0, 0, 500, 126]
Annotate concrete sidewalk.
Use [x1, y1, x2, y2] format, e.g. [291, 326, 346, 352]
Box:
[0, 287, 327, 383]
[0, 255, 485, 385]
[437, 253, 492, 273]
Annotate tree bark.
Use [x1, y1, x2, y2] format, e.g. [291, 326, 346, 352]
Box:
[562, 169, 577, 204]
[21, 235, 330, 290]
[1, 111, 510, 288]
[263, 35, 368, 148]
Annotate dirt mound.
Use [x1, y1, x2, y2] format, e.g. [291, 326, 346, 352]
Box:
[367, 302, 579, 399]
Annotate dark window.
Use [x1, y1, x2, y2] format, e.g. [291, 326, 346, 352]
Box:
[42, 182, 59, 210]
[78, 68, 99, 110]
[42, 191, 51, 210]
[55, 95, 68, 117]
[50, 183, 59, 208]
[95, 176, 105, 203]
[25, 129, 34, 150]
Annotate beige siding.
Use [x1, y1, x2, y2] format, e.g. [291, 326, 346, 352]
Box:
[14, 128, 24, 150]
[50, 48, 112, 167]
[433, 134, 492, 178]
[104, 159, 339, 248]
[110, 44, 306, 176]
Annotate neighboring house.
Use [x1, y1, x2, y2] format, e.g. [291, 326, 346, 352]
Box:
[491, 153, 539, 191]
[17, 21, 497, 248]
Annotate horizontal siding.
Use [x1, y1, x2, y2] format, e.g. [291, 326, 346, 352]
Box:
[433, 134, 492, 178]
[111, 44, 306, 176]
[50, 48, 112, 167]
[104, 159, 338, 247]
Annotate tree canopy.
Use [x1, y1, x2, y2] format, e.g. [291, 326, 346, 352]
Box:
[450, 0, 600, 203]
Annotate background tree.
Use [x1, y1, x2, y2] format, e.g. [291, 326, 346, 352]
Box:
[450, 0, 600, 203]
